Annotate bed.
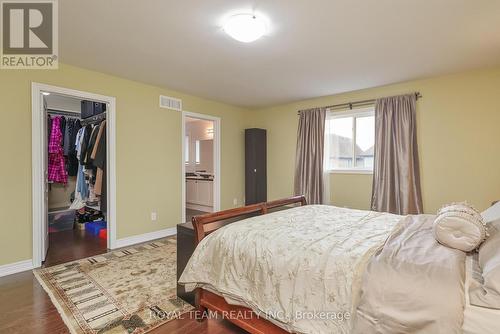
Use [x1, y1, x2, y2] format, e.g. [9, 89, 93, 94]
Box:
[178, 196, 500, 334]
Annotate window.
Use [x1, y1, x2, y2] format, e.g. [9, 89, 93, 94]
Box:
[185, 136, 189, 164]
[325, 108, 375, 173]
[195, 140, 200, 164]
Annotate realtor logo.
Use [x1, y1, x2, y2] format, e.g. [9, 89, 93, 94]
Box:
[1, 0, 58, 69]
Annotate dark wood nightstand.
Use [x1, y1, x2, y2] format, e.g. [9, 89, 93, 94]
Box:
[176, 218, 247, 305]
[176, 221, 196, 305]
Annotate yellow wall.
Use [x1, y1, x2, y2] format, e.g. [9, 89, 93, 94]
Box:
[247, 67, 500, 213]
[0, 64, 247, 266]
[3, 63, 500, 267]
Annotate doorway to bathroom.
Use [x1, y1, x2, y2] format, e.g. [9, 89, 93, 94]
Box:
[181, 112, 221, 223]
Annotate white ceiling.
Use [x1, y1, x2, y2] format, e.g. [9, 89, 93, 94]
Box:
[59, 0, 500, 108]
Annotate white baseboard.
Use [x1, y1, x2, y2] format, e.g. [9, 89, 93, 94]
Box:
[0, 259, 33, 278]
[113, 227, 177, 249]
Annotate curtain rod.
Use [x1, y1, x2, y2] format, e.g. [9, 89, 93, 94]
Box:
[297, 92, 422, 115]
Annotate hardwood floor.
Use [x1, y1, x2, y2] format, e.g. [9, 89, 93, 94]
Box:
[0, 230, 246, 334]
[0, 271, 70, 334]
[44, 229, 107, 267]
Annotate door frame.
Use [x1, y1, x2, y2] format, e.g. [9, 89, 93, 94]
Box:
[31, 82, 117, 268]
[181, 111, 221, 223]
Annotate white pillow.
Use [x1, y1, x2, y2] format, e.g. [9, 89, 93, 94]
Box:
[433, 202, 487, 252]
[470, 219, 500, 309]
[481, 201, 500, 223]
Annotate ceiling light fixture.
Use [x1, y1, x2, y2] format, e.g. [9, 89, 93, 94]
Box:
[42, 92, 50, 96]
[223, 13, 267, 43]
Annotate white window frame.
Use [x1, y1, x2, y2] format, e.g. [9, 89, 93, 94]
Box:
[325, 107, 375, 174]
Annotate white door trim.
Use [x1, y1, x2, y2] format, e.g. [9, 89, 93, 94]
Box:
[181, 111, 221, 224]
[31, 82, 117, 268]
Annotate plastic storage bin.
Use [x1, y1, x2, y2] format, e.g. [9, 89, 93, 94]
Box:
[85, 221, 107, 236]
[98, 228, 107, 240]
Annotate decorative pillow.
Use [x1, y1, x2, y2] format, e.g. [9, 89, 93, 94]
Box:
[433, 202, 488, 252]
[469, 219, 500, 309]
[481, 201, 500, 223]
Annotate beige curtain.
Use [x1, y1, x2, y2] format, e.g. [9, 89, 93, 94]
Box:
[294, 108, 326, 204]
[371, 94, 423, 215]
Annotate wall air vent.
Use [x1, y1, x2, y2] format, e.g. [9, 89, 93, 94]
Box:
[159, 95, 182, 111]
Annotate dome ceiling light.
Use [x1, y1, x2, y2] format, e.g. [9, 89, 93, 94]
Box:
[223, 13, 268, 43]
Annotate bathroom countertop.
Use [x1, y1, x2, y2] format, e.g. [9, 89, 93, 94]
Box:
[186, 177, 214, 181]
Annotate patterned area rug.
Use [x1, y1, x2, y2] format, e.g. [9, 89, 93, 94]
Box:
[34, 238, 193, 334]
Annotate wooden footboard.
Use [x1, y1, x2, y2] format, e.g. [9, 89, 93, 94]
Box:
[192, 195, 307, 245]
[190, 195, 307, 334]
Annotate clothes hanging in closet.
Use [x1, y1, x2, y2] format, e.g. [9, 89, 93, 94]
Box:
[79, 125, 93, 165]
[84, 125, 99, 204]
[47, 116, 52, 142]
[59, 116, 66, 147]
[91, 121, 105, 161]
[70, 119, 107, 211]
[63, 122, 70, 155]
[48, 116, 68, 184]
[76, 164, 89, 199]
[92, 120, 106, 200]
[75, 126, 86, 159]
[47, 115, 82, 178]
[84, 124, 100, 167]
[71, 125, 89, 210]
[65, 118, 82, 176]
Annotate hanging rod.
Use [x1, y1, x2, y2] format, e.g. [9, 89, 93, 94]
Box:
[81, 112, 106, 126]
[47, 108, 81, 118]
[297, 92, 422, 115]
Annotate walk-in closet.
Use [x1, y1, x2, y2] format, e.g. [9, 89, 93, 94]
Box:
[44, 93, 108, 265]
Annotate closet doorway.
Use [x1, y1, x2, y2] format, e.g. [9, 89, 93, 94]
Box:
[181, 112, 221, 224]
[32, 83, 116, 268]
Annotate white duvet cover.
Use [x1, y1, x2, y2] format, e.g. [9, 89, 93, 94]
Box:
[179, 205, 403, 333]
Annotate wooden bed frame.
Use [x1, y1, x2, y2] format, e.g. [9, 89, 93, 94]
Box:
[191, 195, 307, 334]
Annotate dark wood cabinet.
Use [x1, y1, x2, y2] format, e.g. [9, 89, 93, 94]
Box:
[245, 128, 267, 205]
